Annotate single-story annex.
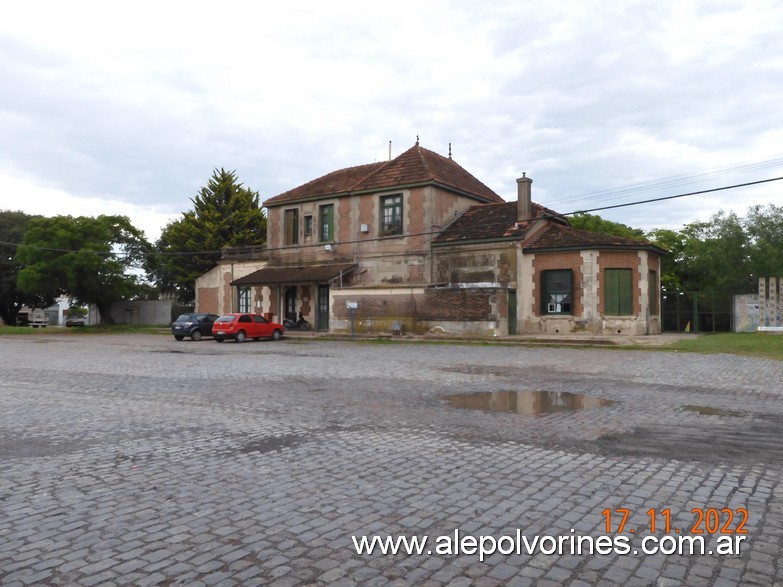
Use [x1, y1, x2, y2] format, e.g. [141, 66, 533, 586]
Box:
[195, 142, 665, 336]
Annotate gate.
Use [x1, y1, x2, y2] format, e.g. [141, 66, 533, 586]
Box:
[661, 291, 733, 333]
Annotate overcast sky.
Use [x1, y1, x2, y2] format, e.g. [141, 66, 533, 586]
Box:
[2, 0, 782, 241]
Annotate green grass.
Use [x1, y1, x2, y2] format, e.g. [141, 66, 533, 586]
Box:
[2, 325, 781, 360]
[0, 324, 168, 336]
[668, 332, 783, 360]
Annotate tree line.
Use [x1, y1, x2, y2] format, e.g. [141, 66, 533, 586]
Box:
[571, 206, 783, 293]
[0, 169, 265, 325]
[2, 171, 782, 325]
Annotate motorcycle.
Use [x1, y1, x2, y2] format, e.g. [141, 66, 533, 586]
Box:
[284, 312, 311, 331]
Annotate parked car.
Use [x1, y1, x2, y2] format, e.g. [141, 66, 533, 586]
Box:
[171, 313, 219, 341]
[212, 313, 284, 343]
[65, 315, 86, 327]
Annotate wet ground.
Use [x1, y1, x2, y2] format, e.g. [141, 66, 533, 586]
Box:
[0, 333, 781, 586]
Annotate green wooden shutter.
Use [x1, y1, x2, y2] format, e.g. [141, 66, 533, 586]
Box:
[618, 269, 632, 315]
[320, 205, 334, 242]
[605, 269, 632, 315]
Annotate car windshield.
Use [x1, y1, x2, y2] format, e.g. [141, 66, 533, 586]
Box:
[215, 315, 235, 323]
[175, 314, 194, 322]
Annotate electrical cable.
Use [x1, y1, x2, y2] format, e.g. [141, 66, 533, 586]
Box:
[2, 175, 782, 257]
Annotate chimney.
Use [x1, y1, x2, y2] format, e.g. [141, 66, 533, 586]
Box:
[516, 173, 532, 221]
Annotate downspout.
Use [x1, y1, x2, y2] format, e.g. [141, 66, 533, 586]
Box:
[230, 263, 235, 312]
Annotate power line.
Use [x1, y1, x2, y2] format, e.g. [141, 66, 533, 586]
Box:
[2, 174, 782, 257]
[562, 176, 783, 216]
[547, 154, 783, 207]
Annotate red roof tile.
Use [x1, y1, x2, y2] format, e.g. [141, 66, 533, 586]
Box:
[522, 222, 665, 253]
[264, 143, 504, 206]
[433, 201, 664, 253]
[433, 201, 565, 244]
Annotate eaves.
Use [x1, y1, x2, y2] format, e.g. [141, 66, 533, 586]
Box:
[523, 243, 668, 255]
[432, 236, 521, 248]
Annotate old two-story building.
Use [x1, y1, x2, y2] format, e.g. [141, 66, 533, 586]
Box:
[195, 142, 665, 336]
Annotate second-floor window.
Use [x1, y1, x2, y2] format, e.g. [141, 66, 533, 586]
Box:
[319, 204, 334, 242]
[284, 209, 299, 245]
[380, 194, 402, 236]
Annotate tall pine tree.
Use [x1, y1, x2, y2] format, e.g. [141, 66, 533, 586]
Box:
[152, 169, 266, 303]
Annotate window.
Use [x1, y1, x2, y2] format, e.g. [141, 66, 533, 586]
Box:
[541, 270, 572, 315]
[319, 204, 334, 242]
[238, 287, 251, 313]
[604, 269, 633, 315]
[284, 209, 299, 245]
[304, 215, 313, 237]
[380, 194, 403, 236]
[648, 270, 658, 315]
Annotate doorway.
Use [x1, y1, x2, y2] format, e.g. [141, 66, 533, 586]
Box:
[284, 286, 297, 321]
[317, 285, 330, 332]
[508, 290, 517, 335]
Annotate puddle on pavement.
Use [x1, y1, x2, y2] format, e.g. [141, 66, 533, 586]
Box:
[443, 390, 616, 416]
[683, 405, 745, 417]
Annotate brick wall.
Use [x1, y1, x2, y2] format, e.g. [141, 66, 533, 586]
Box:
[433, 248, 514, 286]
[337, 198, 352, 242]
[597, 251, 642, 316]
[531, 252, 584, 316]
[197, 287, 218, 314]
[333, 289, 492, 321]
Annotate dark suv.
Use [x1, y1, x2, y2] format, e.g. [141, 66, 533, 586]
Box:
[171, 313, 219, 341]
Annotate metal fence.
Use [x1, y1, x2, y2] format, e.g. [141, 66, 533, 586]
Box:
[661, 291, 734, 333]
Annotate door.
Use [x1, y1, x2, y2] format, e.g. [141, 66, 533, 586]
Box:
[508, 290, 517, 335]
[317, 285, 330, 332]
[284, 286, 297, 321]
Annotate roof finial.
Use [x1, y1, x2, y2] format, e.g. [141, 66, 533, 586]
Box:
[416, 135, 419, 146]
[448, 143, 452, 159]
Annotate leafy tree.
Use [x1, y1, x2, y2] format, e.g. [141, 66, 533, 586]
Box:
[0, 210, 50, 325]
[745, 204, 783, 279]
[151, 169, 267, 303]
[654, 211, 752, 294]
[569, 212, 646, 239]
[647, 227, 685, 292]
[16, 215, 152, 324]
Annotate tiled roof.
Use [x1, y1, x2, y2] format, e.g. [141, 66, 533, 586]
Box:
[264, 162, 385, 206]
[264, 143, 504, 206]
[433, 201, 565, 244]
[231, 263, 356, 285]
[433, 201, 664, 253]
[522, 222, 664, 253]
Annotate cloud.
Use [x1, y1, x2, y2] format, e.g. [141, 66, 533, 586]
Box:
[0, 170, 178, 241]
[0, 0, 782, 239]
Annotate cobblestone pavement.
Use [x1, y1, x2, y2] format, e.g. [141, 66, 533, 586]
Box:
[0, 333, 781, 586]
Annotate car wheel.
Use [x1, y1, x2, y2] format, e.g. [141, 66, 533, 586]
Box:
[174, 335, 184, 341]
[272, 329, 282, 341]
[235, 330, 246, 343]
[191, 330, 202, 341]
[215, 337, 224, 343]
